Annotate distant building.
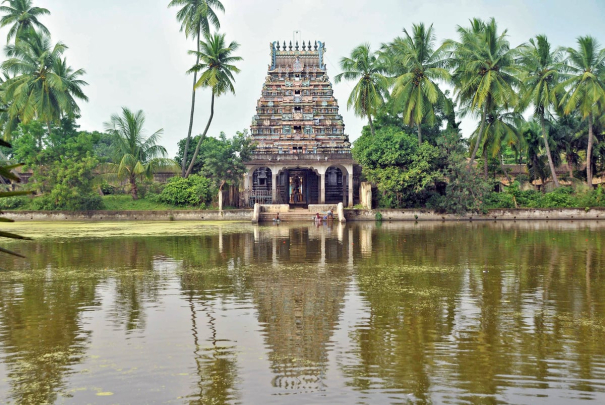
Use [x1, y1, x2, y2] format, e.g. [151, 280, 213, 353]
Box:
[243, 40, 360, 208]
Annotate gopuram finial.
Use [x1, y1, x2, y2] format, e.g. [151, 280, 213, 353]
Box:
[308, 41, 312, 50]
[302, 41, 306, 51]
[289, 41, 292, 51]
[276, 42, 280, 50]
[314, 41, 318, 50]
[295, 41, 299, 51]
[283, 41, 287, 50]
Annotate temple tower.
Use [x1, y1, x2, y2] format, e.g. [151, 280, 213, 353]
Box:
[243, 40, 359, 208]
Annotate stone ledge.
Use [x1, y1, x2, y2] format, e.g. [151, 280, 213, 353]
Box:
[2, 210, 253, 221]
[345, 208, 605, 221]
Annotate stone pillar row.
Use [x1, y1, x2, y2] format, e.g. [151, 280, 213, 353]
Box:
[245, 164, 353, 206]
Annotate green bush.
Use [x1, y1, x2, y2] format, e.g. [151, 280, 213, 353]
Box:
[484, 192, 515, 209]
[483, 185, 605, 210]
[571, 186, 605, 208]
[158, 174, 215, 207]
[0, 195, 29, 210]
[137, 180, 164, 199]
[100, 181, 121, 195]
[538, 187, 576, 208]
[515, 190, 542, 207]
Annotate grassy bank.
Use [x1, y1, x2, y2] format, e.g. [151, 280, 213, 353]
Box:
[100, 195, 195, 211]
[0, 195, 217, 211]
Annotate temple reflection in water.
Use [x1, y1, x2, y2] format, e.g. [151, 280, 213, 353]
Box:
[1, 221, 605, 404]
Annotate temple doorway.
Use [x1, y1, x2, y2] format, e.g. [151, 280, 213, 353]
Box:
[325, 166, 344, 204]
[281, 169, 319, 208]
[289, 172, 304, 205]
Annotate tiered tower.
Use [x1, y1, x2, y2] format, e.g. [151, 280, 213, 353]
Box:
[243, 40, 358, 209]
[250, 40, 351, 154]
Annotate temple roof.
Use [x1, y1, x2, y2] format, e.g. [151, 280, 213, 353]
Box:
[249, 40, 351, 158]
[270, 40, 326, 71]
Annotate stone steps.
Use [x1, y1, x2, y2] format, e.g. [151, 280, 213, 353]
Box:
[259, 211, 338, 222]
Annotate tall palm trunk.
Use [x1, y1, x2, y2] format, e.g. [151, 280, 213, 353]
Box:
[181, 29, 201, 178]
[483, 148, 488, 179]
[368, 113, 375, 137]
[185, 92, 215, 178]
[500, 159, 512, 184]
[567, 155, 574, 178]
[587, 113, 594, 188]
[417, 123, 422, 144]
[469, 101, 488, 170]
[129, 174, 138, 200]
[540, 114, 559, 188]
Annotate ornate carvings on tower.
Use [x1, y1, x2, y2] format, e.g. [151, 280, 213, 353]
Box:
[250, 40, 351, 155]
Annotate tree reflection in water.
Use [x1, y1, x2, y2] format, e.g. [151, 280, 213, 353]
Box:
[0, 221, 604, 404]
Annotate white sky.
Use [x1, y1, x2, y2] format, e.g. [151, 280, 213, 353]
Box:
[1, 0, 604, 157]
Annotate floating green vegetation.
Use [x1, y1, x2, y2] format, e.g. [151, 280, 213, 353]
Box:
[0, 221, 251, 240]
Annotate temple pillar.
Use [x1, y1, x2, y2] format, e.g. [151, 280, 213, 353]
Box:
[271, 169, 278, 203]
[320, 172, 325, 204]
[342, 174, 347, 206]
[347, 165, 354, 207]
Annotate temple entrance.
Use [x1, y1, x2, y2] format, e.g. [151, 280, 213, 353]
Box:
[277, 169, 319, 208]
[325, 166, 344, 204]
[289, 172, 305, 206]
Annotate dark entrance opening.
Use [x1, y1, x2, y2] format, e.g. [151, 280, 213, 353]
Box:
[325, 167, 344, 204]
[279, 169, 319, 208]
[251, 167, 273, 205]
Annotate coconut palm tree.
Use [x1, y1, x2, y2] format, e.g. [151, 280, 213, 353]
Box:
[447, 18, 521, 168]
[168, 0, 224, 177]
[103, 108, 177, 200]
[1, 31, 88, 138]
[550, 113, 586, 179]
[559, 36, 605, 187]
[518, 35, 566, 188]
[334, 43, 387, 137]
[0, 0, 50, 43]
[184, 32, 241, 178]
[469, 105, 524, 179]
[522, 120, 550, 185]
[0, 72, 19, 137]
[382, 23, 450, 144]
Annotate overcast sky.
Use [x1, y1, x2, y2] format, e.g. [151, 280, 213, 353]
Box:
[2, 0, 604, 157]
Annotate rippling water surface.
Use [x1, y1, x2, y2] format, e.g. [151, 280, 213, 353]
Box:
[1, 220, 605, 404]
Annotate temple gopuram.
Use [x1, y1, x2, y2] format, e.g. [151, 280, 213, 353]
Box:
[243, 40, 359, 208]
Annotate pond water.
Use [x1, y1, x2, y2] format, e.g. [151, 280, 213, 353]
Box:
[1, 221, 605, 404]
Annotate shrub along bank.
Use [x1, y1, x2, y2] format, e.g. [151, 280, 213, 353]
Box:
[0, 173, 220, 211]
[484, 184, 605, 210]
